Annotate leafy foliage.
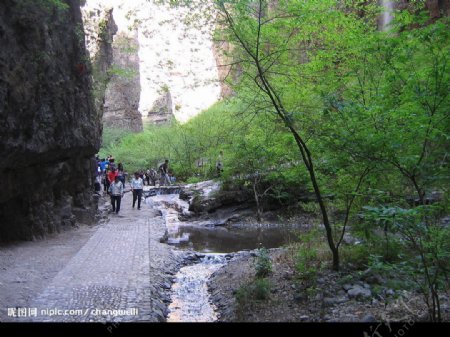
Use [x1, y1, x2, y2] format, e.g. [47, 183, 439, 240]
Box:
[255, 247, 272, 278]
[361, 202, 450, 321]
[101, 1, 449, 319]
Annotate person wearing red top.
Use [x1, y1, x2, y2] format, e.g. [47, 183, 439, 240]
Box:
[108, 168, 118, 186]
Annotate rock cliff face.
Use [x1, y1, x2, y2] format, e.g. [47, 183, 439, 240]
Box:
[81, 4, 117, 119]
[380, 0, 450, 29]
[82, 0, 222, 126]
[0, 0, 101, 242]
[424, 0, 449, 19]
[103, 32, 143, 131]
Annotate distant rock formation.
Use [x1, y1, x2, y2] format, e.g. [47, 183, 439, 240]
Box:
[82, 0, 222, 126]
[0, 0, 101, 241]
[103, 32, 143, 132]
[81, 4, 117, 120]
[146, 90, 174, 125]
[82, 1, 142, 132]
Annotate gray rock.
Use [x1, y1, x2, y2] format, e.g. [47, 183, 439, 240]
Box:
[362, 314, 377, 322]
[103, 32, 143, 132]
[365, 274, 385, 285]
[441, 215, 450, 227]
[385, 288, 395, 296]
[343, 314, 358, 322]
[343, 283, 353, 291]
[293, 293, 308, 302]
[314, 293, 323, 301]
[146, 91, 173, 125]
[160, 282, 172, 290]
[347, 285, 372, 299]
[343, 233, 359, 245]
[336, 297, 349, 304]
[323, 297, 337, 306]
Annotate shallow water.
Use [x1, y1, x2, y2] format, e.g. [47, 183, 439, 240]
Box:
[166, 254, 226, 322]
[146, 187, 301, 322]
[167, 224, 301, 253]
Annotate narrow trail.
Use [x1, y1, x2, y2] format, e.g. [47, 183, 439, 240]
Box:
[0, 192, 180, 322]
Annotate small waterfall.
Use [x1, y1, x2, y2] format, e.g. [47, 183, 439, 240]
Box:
[381, 0, 394, 31]
[143, 186, 182, 198]
[167, 254, 227, 322]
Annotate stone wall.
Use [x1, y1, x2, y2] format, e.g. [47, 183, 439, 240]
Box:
[0, 0, 101, 242]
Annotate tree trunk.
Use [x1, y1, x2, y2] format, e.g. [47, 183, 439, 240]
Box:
[253, 177, 262, 223]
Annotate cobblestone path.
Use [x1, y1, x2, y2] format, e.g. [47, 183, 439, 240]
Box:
[1, 192, 180, 322]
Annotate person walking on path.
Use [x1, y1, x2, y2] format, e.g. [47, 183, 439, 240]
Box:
[108, 168, 118, 187]
[159, 159, 171, 186]
[108, 176, 124, 214]
[131, 172, 144, 210]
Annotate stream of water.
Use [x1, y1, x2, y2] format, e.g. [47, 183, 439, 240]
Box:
[166, 254, 226, 322]
[145, 186, 301, 322]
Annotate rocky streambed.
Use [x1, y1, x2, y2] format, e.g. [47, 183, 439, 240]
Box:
[153, 180, 449, 323]
[207, 247, 450, 322]
[148, 180, 313, 322]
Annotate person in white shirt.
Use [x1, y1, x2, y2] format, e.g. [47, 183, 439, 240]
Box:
[131, 172, 144, 210]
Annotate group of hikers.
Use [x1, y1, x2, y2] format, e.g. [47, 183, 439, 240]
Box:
[94, 156, 174, 214]
[93, 152, 224, 214]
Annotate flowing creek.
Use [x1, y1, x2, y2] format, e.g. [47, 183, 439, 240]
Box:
[166, 254, 227, 322]
[144, 187, 302, 322]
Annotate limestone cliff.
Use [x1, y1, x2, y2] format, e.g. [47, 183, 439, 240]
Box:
[82, 0, 222, 125]
[81, 4, 117, 120]
[0, 0, 101, 241]
[103, 31, 143, 132]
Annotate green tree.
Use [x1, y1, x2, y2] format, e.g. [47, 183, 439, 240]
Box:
[214, 0, 375, 270]
[320, 13, 449, 206]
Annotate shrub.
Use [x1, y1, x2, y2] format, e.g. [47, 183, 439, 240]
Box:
[253, 278, 271, 301]
[295, 229, 326, 284]
[362, 204, 450, 321]
[235, 278, 271, 304]
[255, 247, 272, 278]
[340, 243, 370, 268]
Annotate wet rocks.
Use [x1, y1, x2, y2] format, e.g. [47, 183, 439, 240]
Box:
[183, 180, 251, 215]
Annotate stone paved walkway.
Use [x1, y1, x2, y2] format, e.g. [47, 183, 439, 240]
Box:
[2, 192, 180, 322]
